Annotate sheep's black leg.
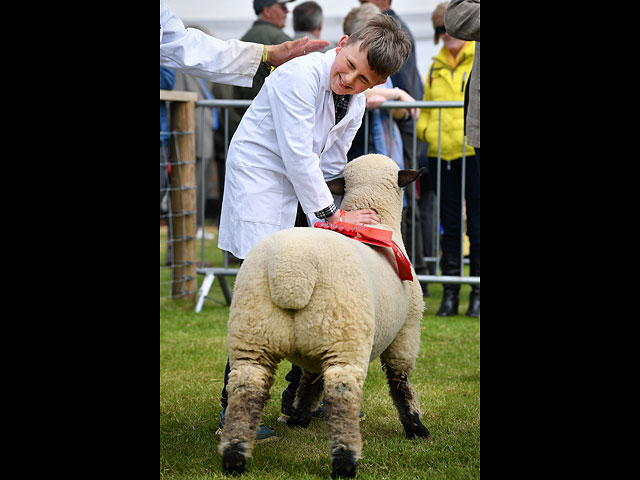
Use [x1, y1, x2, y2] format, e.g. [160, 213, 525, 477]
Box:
[381, 361, 430, 439]
[287, 369, 324, 428]
[323, 364, 365, 479]
[219, 361, 277, 475]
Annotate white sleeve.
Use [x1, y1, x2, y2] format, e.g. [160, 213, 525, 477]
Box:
[160, 0, 262, 87]
[266, 66, 335, 215]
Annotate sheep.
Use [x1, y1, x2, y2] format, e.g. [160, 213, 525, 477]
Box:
[219, 154, 430, 478]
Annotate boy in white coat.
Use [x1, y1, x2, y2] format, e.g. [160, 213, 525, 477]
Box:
[217, 14, 412, 440]
[219, 14, 411, 258]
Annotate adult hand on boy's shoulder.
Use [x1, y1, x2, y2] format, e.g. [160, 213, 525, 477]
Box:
[266, 36, 330, 67]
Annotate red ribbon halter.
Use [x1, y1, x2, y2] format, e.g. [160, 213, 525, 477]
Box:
[314, 221, 413, 281]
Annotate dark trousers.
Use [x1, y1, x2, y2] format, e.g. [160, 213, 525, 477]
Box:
[220, 360, 302, 410]
[429, 155, 480, 257]
[419, 173, 437, 272]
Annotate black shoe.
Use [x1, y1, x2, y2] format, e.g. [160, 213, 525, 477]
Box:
[437, 288, 459, 316]
[436, 254, 461, 316]
[277, 403, 295, 423]
[465, 254, 480, 318]
[466, 291, 480, 317]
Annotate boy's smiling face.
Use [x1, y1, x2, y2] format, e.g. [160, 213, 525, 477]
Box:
[330, 36, 386, 95]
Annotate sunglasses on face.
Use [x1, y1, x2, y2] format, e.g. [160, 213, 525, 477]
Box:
[435, 25, 446, 34]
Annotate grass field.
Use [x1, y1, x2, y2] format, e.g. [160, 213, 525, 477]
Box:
[160, 226, 480, 479]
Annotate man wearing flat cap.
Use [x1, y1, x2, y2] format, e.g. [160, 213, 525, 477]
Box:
[234, 0, 297, 103]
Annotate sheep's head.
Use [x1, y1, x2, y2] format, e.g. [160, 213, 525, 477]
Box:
[327, 154, 423, 230]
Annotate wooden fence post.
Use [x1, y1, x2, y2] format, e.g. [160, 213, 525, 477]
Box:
[161, 89, 197, 300]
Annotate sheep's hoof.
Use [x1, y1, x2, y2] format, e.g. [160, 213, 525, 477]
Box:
[222, 448, 246, 476]
[404, 414, 431, 439]
[331, 448, 358, 478]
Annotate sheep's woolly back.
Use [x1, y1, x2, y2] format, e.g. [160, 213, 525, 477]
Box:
[341, 154, 404, 233]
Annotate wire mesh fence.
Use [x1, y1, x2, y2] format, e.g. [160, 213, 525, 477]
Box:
[160, 90, 197, 300]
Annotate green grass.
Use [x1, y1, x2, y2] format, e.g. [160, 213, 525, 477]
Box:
[160, 225, 480, 479]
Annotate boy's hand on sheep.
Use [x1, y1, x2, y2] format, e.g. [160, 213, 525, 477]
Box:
[327, 208, 380, 226]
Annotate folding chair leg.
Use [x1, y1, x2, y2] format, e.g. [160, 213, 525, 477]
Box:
[195, 272, 215, 313]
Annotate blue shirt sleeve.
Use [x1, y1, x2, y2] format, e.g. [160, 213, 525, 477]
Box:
[160, 65, 175, 90]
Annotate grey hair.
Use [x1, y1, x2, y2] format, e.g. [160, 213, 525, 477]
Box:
[342, 3, 381, 36]
[293, 1, 323, 32]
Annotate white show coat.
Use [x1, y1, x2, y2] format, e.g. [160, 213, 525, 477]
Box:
[160, 0, 261, 87]
[218, 48, 365, 259]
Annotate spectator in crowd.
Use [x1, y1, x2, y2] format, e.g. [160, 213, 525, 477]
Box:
[417, 2, 479, 317]
[292, 1, 332, 51]
[216, 14, 411, 441]
[293, 1, 322, 40]
[357, 0, 429, 284]
[234, 0, 296, 103]
[226, 0, 298, 140]
[444, 0, 479, 317]
[160, 0, 328, 87]
[445, 0, 480, 160]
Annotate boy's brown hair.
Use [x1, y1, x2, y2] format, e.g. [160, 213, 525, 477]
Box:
[345, 14, 411, 80]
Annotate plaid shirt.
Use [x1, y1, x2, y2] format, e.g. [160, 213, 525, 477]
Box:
[313, 93, 352, 220]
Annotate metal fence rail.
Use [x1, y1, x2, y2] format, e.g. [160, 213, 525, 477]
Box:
[163, 98, 479, 309]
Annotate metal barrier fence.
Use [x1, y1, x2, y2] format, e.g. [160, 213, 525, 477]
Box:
[188, 98, 478, 312]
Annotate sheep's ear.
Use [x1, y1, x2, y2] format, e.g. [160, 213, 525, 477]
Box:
[398, 168, 425, 188]
[326, 177, 346, 195]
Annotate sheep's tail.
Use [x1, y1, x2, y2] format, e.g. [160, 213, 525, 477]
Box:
[266, 240, 318, 310]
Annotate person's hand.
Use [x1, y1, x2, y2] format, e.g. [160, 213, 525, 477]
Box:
[363, 87, 419, 119]
[365, 93, 387, 110]
[393, 88, 419, 120]
[266, 36, 330, 67]
[327, 208, 380, 226]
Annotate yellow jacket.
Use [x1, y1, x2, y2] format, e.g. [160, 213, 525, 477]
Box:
[417, 41, 475, 160]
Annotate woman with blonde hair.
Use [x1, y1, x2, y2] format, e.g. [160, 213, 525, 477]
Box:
[417, 2, 479, 317]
